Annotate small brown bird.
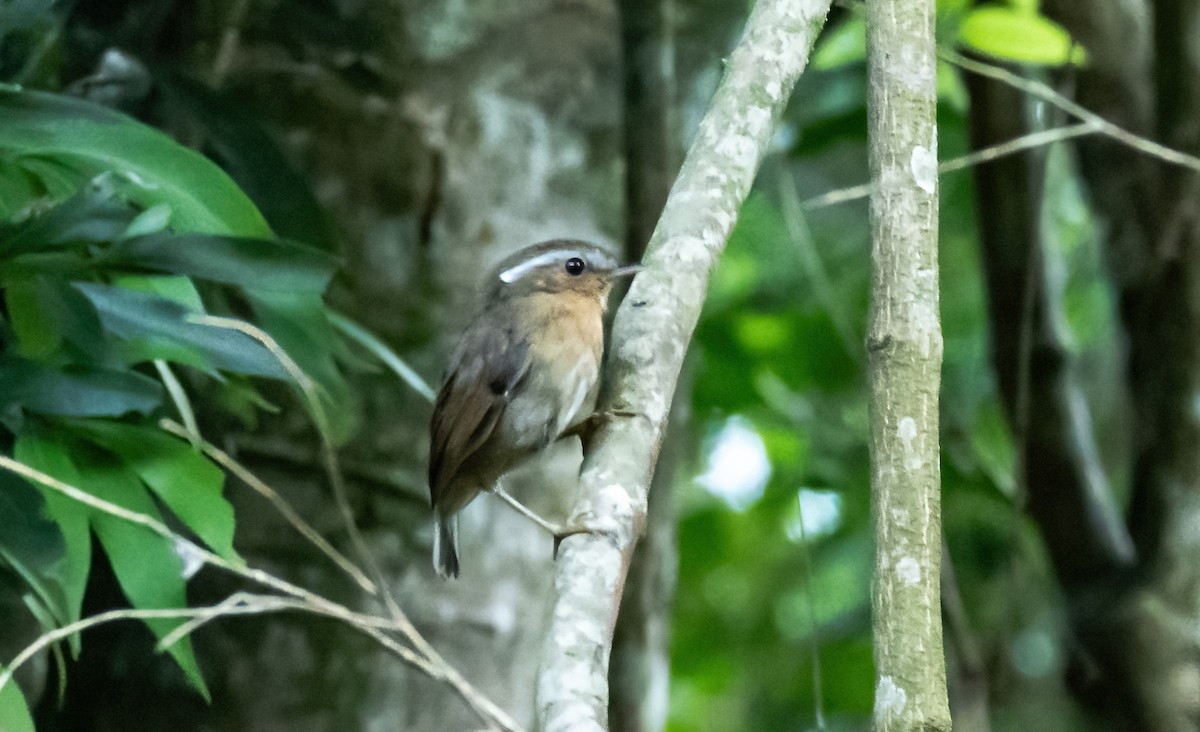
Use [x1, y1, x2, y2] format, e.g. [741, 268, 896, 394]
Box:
[429, 239, 640, 578]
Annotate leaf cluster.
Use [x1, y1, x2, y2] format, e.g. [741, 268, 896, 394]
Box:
[0, 87, 347, 728]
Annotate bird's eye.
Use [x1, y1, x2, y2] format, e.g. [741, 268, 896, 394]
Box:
[564, 257, 586, 276]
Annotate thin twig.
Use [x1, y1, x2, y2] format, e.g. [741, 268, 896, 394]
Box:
[211, 0, 252, 87]
[0, 454, 520, 731]
[777, 169, 861, 358]
[795, 492, 826, 730]
[154, 359, 201, 448]
[942, 49, 1200, 174]
[159, 418, 377, 595]
[187, 315, 400, 610]
[329, 310, 437, 403]
[0, 598, 290, 693]
[184, 315, 517, 728]
[803, 122, 1098, 209]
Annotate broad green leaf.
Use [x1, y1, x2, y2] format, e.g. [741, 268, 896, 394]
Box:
[0, 355, 162, 417]
[4, 278, 62, 357]
[9, 155, 83, 201]
[0, 88, 271, 236]
[106, 232, 338, 293]
[959, 7, 1086, 66]
[0, 186, 134, 257]
[75, 451, 209, 700]
[0, 160, 46, 218]
[73, 282, 288, 378]
[71, 421, 239, 562]
[109, 274, 204, 312]
[0, 666, 35, 732]
[156, 75, 338, 250]
[5, 276, 108, 362]
[0, 471, 69, 625]
[14, 431, 92, 654]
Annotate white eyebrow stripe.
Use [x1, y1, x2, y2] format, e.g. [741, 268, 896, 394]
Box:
[498, 251, 572, 283]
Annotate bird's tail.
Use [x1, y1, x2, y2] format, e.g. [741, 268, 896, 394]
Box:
[433, 510, 460, 579]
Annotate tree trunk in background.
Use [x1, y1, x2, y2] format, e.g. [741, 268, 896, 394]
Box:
[1033, 0, 1200, 728]
[963, 50, 1139, 728]
[609, 0, 681, 729]
[865, 0, 951, 728]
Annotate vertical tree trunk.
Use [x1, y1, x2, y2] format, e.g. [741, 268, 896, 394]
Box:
[1038, 1, 1200, 728]
[865, 0, 951, 728]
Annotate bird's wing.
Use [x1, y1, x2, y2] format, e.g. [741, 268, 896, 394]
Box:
[429, 322, 530, 504]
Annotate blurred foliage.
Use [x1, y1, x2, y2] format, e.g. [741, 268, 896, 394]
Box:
[668, 6, 1114, 732]
[0, 58, 350, 732]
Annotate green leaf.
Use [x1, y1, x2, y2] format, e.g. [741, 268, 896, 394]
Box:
[156, 75, 338, 250]
[0, 88, 271, 236]
[71, 421, 239, 562]
[248, 291, 355, 441]
[14, 431, 93, 654]
[73, 282, 288, 378]
[0, 355, 163, 417]
[5, 276, 108, 362]
[812, 16, 865, 70]
[74, 450, 209, 700]
[4, 278, 62, 358]
[959, 6, 1086, 66]
[0, 185, 135, 258]
[106, 232, 338, 293]
[120, 202, 172, 239]
[0, 666, 35, 732]
[0, 470, 69, 625]
[109, 274, 205, 313]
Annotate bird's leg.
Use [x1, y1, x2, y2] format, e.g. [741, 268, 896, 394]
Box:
[490, 484, 598, 558]
[556, 408, 642, 447]
[491, 483, 563, 534]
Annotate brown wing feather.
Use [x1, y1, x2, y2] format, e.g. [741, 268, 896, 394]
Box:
[429, 322, 530, 508]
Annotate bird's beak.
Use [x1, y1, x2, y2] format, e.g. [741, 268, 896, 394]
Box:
[608, 263, 643, 279]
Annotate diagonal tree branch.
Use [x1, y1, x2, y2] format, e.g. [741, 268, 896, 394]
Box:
[534, 0, 832, 729]
[608, 0, 681, 728]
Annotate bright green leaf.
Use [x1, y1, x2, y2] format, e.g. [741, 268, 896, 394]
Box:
[734, 313, 791, 354]
[120, 202, 172, 239]
[5, 276, 108, 362]
[14, 431, 93, 654]
[109, 274, 204, 313]
[71, 421, 240, 562]
[959, 6, 1086, 66]
[75, 451, 210, 700]
[0, 667, 35, 732]
[0, 88, 271, 236]
[812, 16, 865, 70]
[156, 75, 338, 250]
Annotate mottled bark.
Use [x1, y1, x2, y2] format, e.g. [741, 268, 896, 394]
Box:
[534, 0, 832, 728]
[865, 0, 951, 728]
